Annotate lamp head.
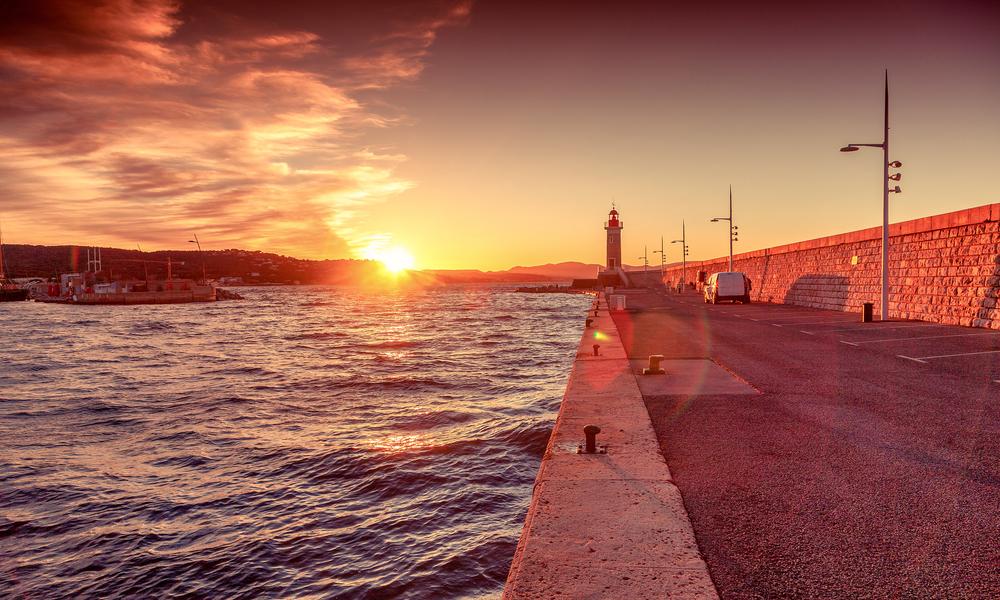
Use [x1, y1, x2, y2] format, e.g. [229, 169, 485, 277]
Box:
[840, 145, 860, 152]
[889, 160, 902, 168]
[710, 218, 719, 222]
[888, 173, 901, 181]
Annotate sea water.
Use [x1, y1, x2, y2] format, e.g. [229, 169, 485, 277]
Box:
[0, 285, 589, 598]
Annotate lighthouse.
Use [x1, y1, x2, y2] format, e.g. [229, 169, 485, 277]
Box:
[598, 204, 628, 287]
[604, 205, 622, 270]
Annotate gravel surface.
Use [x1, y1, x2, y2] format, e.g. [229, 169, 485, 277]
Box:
[613, 290, 1000, 599]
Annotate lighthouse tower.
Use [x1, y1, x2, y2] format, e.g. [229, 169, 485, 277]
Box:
[604, 205, 622, 270]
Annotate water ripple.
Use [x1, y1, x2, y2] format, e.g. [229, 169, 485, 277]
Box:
[0, 284, 589, 599]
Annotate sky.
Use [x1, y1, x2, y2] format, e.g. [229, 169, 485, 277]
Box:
[1, 0, 998, 270]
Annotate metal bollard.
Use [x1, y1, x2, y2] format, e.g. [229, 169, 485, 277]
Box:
[862, 302, 873, 323]
[592, 344, 600, 356]
[585, 318, 593, 328]
[583, 425, 601, 454]
[643, 354, 665, 375]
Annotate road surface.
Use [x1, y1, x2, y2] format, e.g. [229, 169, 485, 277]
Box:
[612, 289, 1000, 598]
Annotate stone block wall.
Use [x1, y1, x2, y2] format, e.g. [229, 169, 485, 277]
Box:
[663, 203, 1000, 329]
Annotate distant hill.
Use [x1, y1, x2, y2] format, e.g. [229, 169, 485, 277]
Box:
[3, 244, 383, 285]
[506, 261, 601, 280]
[420, 269, 557, 284]
[3, 244, 597, 286]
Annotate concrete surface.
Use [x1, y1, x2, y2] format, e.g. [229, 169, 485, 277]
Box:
[614, 289, 1000, 598]
[503, 299, 718, 599]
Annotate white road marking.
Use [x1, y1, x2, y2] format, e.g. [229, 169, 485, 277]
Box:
[898, 355, 928, 363]
[841, 340, 859, 346]
[820, 323, 944, 334]
[772, 319, 860, 327]
[800, 330, 816, 335]
[840, 332, 1000, 345]
[905, 349, 1000, 362]
[751, 315, 818, 321]
[763, 314, 856, 322]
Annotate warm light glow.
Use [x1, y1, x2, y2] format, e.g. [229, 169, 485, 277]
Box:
[381, 247, 416, 273]
[362, 241, 416, 273]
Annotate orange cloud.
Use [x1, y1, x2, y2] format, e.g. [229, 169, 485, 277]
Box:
[0, 0, 471, 258]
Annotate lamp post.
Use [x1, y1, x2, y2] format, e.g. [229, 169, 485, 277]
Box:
[652, 236, 665, 278]
[711, 186, 738, 271]
[839, 70, 902, 321]
[188, 233, 207, 285]
[671, 220, 689, 285]
[639, 246, 649, 273]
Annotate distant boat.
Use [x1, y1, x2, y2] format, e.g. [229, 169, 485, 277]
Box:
[39, 249, 217, 305]
[0, 221, 28, 302]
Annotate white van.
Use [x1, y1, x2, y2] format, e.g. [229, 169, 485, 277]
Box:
[704, 271, 751, 304]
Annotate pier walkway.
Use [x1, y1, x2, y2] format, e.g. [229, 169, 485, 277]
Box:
[614, 290, 1000, 597]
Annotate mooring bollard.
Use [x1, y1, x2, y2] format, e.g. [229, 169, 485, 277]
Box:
[583, 424, 601, 454]
[592, 344, 600, 356]
[585, 318, 593, 328]
[643, 354, 665, 375]
[862, 302, 874, 323]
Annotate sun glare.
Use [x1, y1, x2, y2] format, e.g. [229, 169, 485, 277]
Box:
[379, 246, 416, 273]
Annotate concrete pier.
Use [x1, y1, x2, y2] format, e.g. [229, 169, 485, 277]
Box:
[502, 297, 717, 599]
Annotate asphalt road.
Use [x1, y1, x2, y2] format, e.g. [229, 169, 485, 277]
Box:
[611, 289, 1000, 599]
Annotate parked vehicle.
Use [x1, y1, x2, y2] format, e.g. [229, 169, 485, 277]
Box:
[704, 271, 751, 304]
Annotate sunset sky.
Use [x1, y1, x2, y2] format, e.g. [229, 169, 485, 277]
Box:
[1, 1, 998, 270]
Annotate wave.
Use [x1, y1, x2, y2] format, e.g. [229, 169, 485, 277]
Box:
[131, 321, 176, 332]
[391, 410, 478, 431]
[363, 340, 421, 349]
[285, 331, 349, 340]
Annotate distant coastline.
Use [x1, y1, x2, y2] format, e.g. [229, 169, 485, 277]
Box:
[2, 244, 603, 286]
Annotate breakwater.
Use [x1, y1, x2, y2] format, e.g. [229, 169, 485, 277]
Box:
[664, 203, 1000, 329]
[503, 296, 716, 598]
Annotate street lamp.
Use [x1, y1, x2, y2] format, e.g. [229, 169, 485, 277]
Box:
[839, 70, 903, 321]
[710, 186, 738, 271]
[188, 233, 207, 284]
[638, 246, 649, 273]
[652, 236, 665, 278]
[671, 220, 689, 286]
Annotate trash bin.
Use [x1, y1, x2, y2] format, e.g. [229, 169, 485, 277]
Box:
[862, 302, 873, 323]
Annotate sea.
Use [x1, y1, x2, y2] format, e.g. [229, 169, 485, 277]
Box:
[0, 284, 591, 599]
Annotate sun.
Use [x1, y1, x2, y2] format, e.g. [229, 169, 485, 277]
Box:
[378, 246, 416, 273]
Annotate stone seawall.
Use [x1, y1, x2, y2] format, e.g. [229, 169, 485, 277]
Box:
[664, 203, 1000, 329]
[502, 297, 716, 599]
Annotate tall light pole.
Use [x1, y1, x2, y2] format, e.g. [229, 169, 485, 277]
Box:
[188, 233, 207, 284]
[639, 246, 649, 273]
[671, 220, 688, 285]
[711, 186, 738, 271]
[840, 70, 902, 321]
[652, 236, 665, 278]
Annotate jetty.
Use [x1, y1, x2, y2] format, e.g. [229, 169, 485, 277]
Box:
[504, 203, 1000, 597]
